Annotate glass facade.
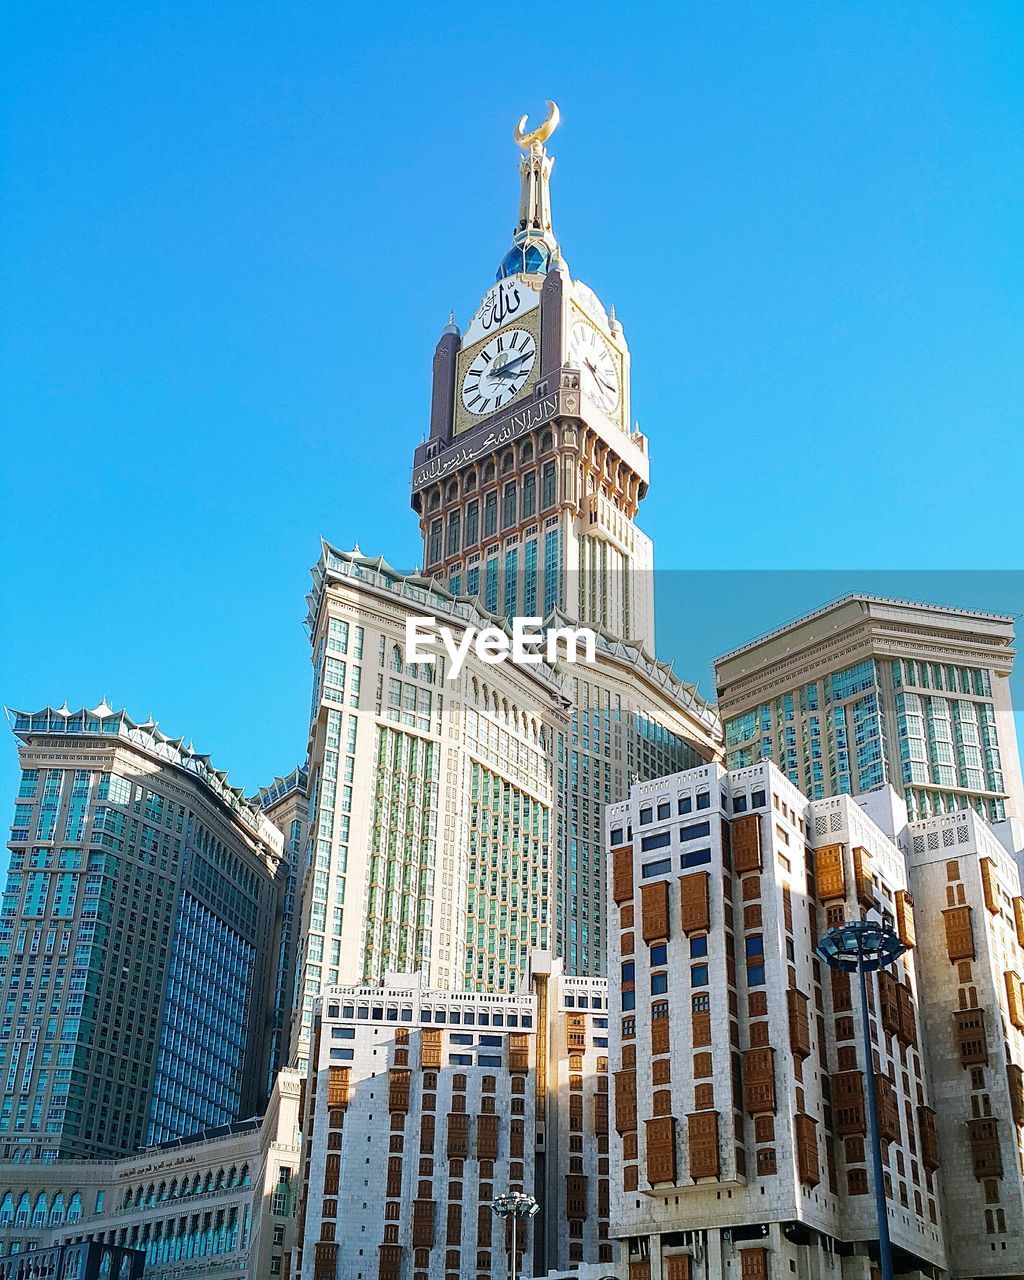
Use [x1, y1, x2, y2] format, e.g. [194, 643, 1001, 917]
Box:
[363, 727, 438, 984]
[0, 711, 281, 1160]
[465, 763, 550, 990]
[725, 655, 1008, 822]
[148, 893, 256, 1145]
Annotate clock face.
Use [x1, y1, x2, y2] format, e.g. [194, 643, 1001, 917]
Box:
[569, 321, 620, 415]
[460, 328, 537, 416]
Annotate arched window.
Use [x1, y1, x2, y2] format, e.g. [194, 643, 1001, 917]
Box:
[0, 1194, 14, 1226]
[31, 1193, 47, 1226]
[67, 1192, 83, 1223]
[51, 1192, 66, 1224]
[15, 1193, 31, 1226]
[389, 645, 403, 673]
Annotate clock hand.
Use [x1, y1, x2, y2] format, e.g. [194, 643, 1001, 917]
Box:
[495, 352, 533, 373]
[583, 358, 615, 395]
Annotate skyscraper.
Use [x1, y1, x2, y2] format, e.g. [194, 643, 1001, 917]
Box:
[290, 106, 722, 1065]
[0, 704, 285, 1160]
[716, 594, 1024, 825]
[257, 766, 307, 1091]
[409, 104, 724, 975]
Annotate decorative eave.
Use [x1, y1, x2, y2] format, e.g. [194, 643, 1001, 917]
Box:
[307, 540, 568, 702]
[715, 593, 1016, 668]
[5, 703, 278, 847]
[307, 540, 720, 737]
[255, 765, 309, 810]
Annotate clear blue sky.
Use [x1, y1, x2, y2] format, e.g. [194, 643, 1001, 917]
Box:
[2, 2, 1023, 818]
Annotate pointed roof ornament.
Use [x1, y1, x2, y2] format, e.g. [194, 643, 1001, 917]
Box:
[497, 101, 562, 281]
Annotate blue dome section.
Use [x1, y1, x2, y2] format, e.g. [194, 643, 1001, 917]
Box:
[496, 240, 552, 281]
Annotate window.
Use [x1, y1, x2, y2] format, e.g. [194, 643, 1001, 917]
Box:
[621, 961, 635, 984]
[657, 802, 671, 819]
[696, 791, 711, 810]
[484, 491, 498, 537]
[690, 935, 708, 958]
[502, 482, 517, 529]
[639, 807, 653, 825]
[446, 512, 461, 556]
[522, 472, 536, 517]
[642, 858, 672, 879]
[641, 831, 671, 852]
[747, 964, 766, 986]
[681, 848, 712, 868]
[691, 965, 709, 986]
[622, 990, 636, 1011]
[650, 944, 668, 966]
[651, 972, 668, 995]
[428, 520, 442, 565]
[678, 796, 692, 815]
[680, 821, 711, 841]
[733, 794, 748, 813]
[465, 501, 479, 547]
[745, 935, 764, 959]
[751, 789, 766, 808]
[541, 461, 556, 508]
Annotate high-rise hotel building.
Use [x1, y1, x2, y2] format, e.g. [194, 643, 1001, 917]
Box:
[258, 766, 307, 1092]
[0, 704, 285, 1160]
[716, 594, 1024, 827]
[606, 759, 1024, 1277]
[290, 107, 722, 1065]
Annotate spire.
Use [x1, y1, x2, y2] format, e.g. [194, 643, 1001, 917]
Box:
[497, 101, 562, 281]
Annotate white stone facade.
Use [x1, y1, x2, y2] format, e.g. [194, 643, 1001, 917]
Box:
[908, 808, 1024, 1274]
[295, 957, 613, 1280]
[605, 761, 948, 1278]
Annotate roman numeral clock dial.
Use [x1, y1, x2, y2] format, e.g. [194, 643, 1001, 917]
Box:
[569, 320, 620, 416]
[460, 328, 537, 416]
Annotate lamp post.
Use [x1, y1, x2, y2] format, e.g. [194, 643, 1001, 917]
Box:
[816, 919, 906, 1280]
[491, 1191, 540, 1280]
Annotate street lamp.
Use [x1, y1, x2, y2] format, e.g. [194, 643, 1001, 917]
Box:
[816, 918, 906, 1280]
[491, 1191, 540, 1280]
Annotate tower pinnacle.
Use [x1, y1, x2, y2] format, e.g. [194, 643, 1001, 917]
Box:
[497, 101, 562, 280]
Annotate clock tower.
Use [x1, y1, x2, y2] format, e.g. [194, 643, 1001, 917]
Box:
[411, 103, 656, 649]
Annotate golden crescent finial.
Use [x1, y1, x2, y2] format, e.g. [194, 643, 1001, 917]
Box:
[514, 100, 560, 150]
